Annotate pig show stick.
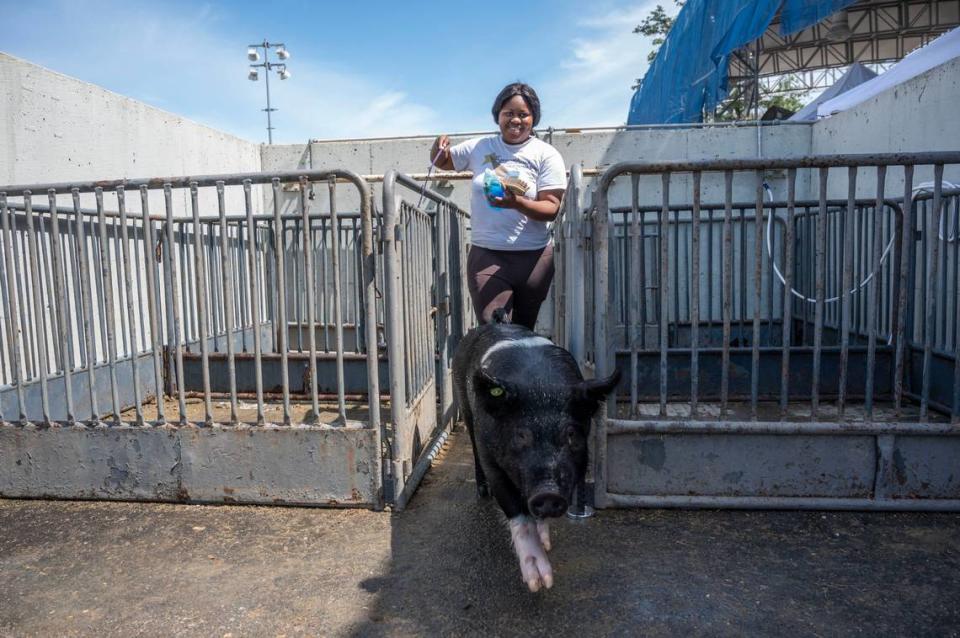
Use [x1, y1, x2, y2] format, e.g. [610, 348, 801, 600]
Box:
[416, 142, 448, 210]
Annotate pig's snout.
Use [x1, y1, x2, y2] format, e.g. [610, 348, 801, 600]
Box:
[528, 488, 568, 518]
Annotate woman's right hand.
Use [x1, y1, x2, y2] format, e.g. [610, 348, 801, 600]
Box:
[430, 135, 454, 170]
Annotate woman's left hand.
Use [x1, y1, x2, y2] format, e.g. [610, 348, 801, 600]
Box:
[489, 189, 521, 209]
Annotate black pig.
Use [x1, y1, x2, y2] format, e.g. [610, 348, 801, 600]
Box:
[452, 316, 619, 592]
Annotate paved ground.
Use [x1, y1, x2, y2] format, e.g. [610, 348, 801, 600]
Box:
[2, 426, 959, 637]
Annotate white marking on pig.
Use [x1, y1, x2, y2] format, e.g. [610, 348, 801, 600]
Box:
[480, 337, 553, 367]
[509, 515, 554, 592]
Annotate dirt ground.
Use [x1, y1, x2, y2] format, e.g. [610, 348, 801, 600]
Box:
[2, 426, 959, 637]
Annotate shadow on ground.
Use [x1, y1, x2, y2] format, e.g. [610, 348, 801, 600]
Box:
[352, 427, 960, 637]
[1, 426, 959, 637]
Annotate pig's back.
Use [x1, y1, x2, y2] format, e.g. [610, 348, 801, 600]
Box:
[456, 322, 583, 386]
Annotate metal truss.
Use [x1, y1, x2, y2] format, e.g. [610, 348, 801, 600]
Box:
[717, 0, 959, 119]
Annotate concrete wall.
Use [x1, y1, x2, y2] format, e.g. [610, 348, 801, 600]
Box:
[0, 52, 262, 215]
[811, 56, 960, 199]
[262, 123, 815, 214]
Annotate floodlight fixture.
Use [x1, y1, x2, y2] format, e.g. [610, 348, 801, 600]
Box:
[245, 40, 293, 143]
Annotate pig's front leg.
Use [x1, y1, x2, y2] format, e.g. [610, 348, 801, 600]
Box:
[509, 515, 554, 592]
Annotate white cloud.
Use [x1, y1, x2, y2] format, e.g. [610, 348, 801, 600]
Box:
[537, 2, 666, 128]
[8, 0, 437, 142]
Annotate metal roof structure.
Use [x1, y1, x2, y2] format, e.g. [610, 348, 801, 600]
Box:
[724, 0, 960, 115]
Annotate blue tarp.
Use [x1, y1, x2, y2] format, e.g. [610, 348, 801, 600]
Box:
[627, 0, 858, 125]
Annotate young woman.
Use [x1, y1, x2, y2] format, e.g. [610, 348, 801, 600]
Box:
[430, 82, 566, 330]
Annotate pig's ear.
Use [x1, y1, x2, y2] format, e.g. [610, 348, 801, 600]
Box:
[569, 369, 621, 418]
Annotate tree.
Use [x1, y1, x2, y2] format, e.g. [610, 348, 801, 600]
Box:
[632, 1, 685, 89]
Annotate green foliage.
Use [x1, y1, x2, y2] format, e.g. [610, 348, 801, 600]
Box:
[632, 1, 684, 88]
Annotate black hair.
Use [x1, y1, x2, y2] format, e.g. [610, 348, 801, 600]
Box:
[491, 82, 541, 127]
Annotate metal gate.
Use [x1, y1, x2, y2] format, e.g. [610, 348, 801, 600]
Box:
[382, 170, 471, 509]
[581, 152, 960, 510]
[0, 165, 472, 510]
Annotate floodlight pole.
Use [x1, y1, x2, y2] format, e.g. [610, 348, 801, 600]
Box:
[247, 39, 289, 144]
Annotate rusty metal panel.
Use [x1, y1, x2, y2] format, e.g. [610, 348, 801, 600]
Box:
[0, 423, 181, 501]
[178, 424, 381, 507]
[887, 436, 960, 499]
[606, 432, 876, 498]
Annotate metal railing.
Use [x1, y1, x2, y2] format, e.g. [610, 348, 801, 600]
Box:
[587, 152, 960, 510]
[0, 170, 380, 431]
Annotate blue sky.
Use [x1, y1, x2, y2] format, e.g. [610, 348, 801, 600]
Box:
[1, 0, 668, 144]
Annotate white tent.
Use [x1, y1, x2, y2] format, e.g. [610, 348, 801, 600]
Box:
[789, 63, 877, 121]
[817, 26, 960, 118]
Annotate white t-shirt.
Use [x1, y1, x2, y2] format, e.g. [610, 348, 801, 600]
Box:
[449, 135, 566, 250]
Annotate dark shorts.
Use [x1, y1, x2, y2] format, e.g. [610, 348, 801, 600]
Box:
[467, 244, 555, 330]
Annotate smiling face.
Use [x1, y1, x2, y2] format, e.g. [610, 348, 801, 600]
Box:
[498, 95, 534, 144]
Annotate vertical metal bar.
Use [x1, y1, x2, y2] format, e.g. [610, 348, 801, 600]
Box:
[888, 165, 916, 420]
[297, 177, 320, 422]
[673, 204, 680, 335]
[812, 167, 828, 419]
[593, 175, 612, 508]
[865, 166, 887, 420]
[243, 181, 265, 424]
[24, 193, 52, 423]
[46, 191, 75, 423]
[71, 190, 100, 421]
[272, 179, 291, 423]
[111, 220, 130, 362]
[780, 169, 796, 418]
[707, 208, 714, 327]
[13, 223, 35, 381]
[739, 205, 747, 340]
[116, 188, 143, 424]
[94, 189, 122, 422]
[629, 174, 640, 416]
[359, 180, 381, 435]
[767, 198, 775, 345]
[164, 185, 187, 423]
[0, 195, 27, 420]
[320, 216, 330, 352]
[838, 168, 857, 419]
[189, 183, 212, 424]
[329, 178, 347, 422]
[292, 217, 302, 351]
[38, 209, 62, 371]
[690, 171, 701, 418]
[70, 213, 86, 367]
[131, 208, 147, 356]
[139, 187, 165, 424]
[752, 171, 764, 419]
[801, 206, 811, 346]
[722, 171, 733, 416]
[236, 219, 249, 352]
[938, 191, 949, 350]
[216, 182, 239, 423]
[659, 173, 670, 416]
[920, 165, 945, 421]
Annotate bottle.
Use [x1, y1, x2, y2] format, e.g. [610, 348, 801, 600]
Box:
[483, 169, 505, 201]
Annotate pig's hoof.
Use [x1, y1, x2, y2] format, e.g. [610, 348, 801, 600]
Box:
[510, 516, 554, 593]
[476, 482, 490, 498]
